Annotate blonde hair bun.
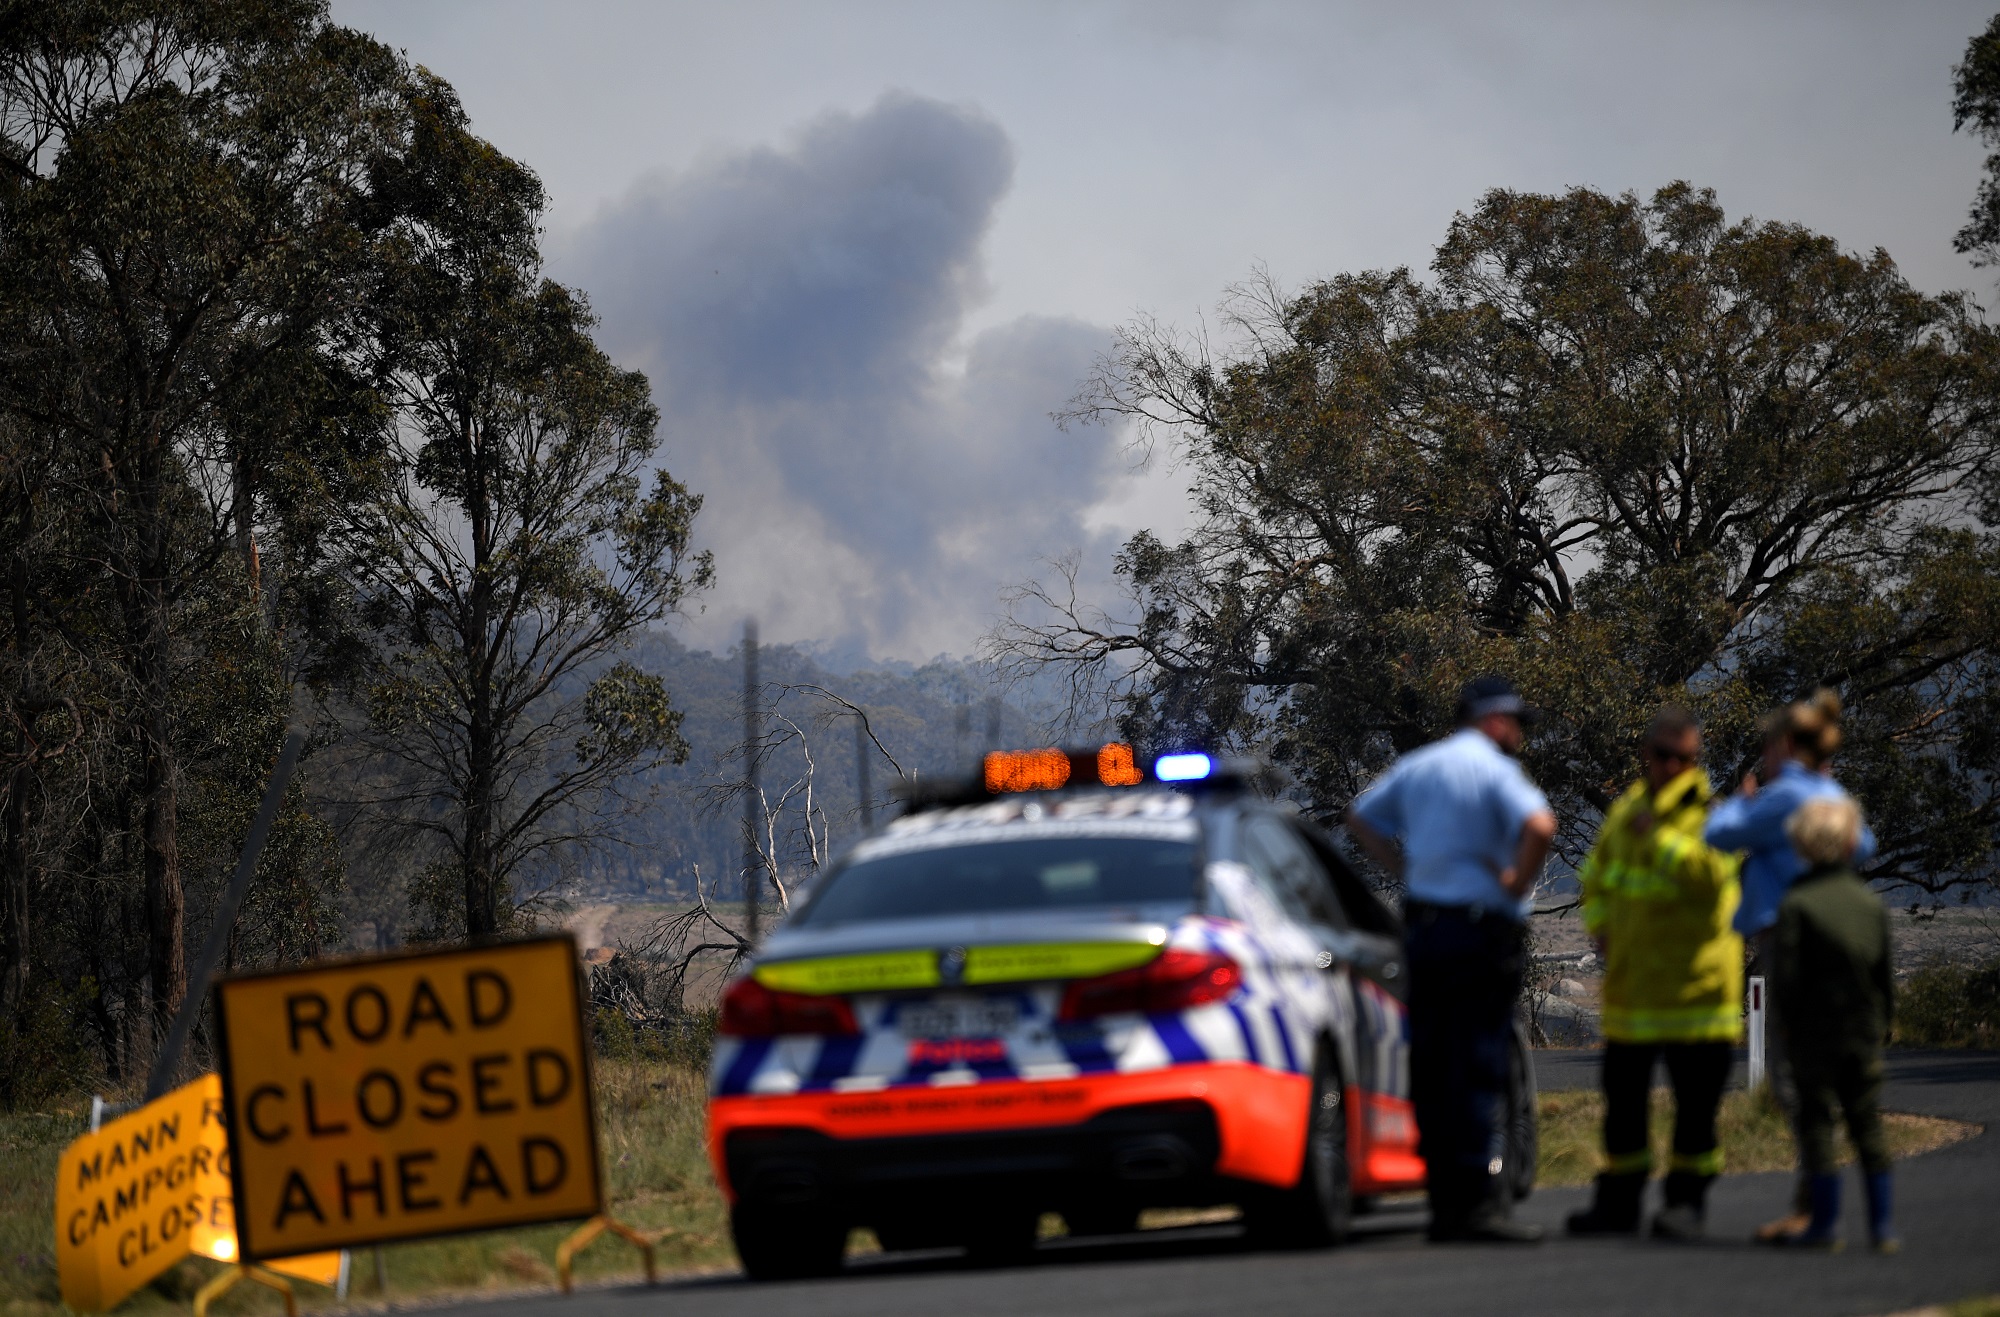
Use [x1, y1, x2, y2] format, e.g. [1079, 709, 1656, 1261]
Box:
[1784, 686, 1845, 765]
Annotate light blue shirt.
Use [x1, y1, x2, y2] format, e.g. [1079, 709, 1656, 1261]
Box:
[1704, 760, 1877, 936]
[1351, 727, 1551, 920]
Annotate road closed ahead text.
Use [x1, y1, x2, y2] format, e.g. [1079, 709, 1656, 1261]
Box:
[216, 937, 600, 1259]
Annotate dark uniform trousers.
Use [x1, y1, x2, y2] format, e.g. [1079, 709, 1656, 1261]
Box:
[1405, 901, 1524, 1220]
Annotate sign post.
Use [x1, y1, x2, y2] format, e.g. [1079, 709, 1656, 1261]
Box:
[212, 936, 604, 1261]
[1747, 975, 1767, 1091]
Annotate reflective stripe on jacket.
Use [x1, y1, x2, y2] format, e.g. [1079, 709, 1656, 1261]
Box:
[1579, 767, 1744, 1043]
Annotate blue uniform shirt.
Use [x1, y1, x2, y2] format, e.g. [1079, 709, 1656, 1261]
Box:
[1350, 727, 1551, 920]
[1704, 760, 1877, 936]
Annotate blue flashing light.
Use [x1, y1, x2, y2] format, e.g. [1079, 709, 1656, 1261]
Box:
[1154, 752, 1214, 782]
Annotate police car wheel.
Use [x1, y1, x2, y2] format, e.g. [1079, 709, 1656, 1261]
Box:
[731, 1205, 847, 1280]
[1504, 1019, 1538, 1201]
[1243, 1048, 1351, 1248]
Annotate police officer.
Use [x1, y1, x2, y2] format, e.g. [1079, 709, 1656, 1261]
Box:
[1346, 675, 1556, 1243]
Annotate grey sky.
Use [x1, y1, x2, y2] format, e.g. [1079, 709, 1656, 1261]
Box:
[333, 0, 1997, 659]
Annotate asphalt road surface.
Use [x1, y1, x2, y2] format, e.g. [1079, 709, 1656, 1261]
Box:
[469, 1049, 2000, 1317]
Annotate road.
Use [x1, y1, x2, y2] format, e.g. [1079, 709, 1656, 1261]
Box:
[468, 1049, 2000, 1317]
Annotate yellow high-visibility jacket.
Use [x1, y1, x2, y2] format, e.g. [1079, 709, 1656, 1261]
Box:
[1579, 767, 1743, 1043]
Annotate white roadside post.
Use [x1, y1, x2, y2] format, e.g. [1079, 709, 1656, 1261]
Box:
[1747, 975, 1767, 1091]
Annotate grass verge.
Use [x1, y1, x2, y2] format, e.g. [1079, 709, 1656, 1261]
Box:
[1535, 1083, 1979, 1188]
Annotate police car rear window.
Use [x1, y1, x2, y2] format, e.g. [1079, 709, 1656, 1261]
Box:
[793, 837, 1200, 926]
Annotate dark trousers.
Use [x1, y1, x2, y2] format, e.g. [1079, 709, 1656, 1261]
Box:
[1601, 1041, 1731, 1190]
[1791, 1046, 1890, 1177]
[1406, 903, 1524, 1213]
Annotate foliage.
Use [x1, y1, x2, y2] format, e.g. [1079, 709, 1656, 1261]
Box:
[1955, 12, 2000, 265]
[1897, 952, 2000, 1049]
[0, 3, 711, 1090]
[1000, 184, 2000, 895]
[0, 0, 404, 1082]
[327, 77, 712, 941]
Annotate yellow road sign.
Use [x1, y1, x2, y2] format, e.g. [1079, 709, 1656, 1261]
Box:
[56, 1075, 229, 1310]
[54, 1073, 348, 1310]
[214, 936, 601, 1260]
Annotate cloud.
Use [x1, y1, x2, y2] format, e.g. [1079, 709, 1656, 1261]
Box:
[559, 94, 1127, 658]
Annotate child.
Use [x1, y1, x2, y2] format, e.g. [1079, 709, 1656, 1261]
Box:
[1768, 795, 1896, 1252]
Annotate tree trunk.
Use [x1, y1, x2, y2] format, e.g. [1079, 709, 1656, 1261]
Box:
[461, 412, 499, 942]
[233, 447, 262, 600]
[131, 438, 184, 1040]
[140, 700, 182, 1037]
[0, 761, 28, 1016]
[1, 491, 33, 1015]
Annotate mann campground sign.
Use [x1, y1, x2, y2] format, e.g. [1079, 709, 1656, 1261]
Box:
[54, 1074, 340, 1311]
[213, 936, 602, 1260]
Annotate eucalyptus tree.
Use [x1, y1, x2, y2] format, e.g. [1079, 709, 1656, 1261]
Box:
[1001, 184, 2000, 899]
[0, 0, 405, 1033]
[345, 79, 711, 941]
[1954, 11, 2000, 266]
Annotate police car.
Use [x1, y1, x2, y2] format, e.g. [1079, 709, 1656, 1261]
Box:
[707, 746, 1537, 1278]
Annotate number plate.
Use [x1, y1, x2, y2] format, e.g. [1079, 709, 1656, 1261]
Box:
[898, 998, 1019, 1039]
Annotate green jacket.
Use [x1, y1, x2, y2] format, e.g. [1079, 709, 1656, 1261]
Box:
[1773, 863, 1893, 1056]
[1579, 767, 1743, 1043]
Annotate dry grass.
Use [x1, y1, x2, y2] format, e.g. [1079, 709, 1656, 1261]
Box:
[0, 1061, 734, 1317]
[1536, 1084, 1980, 1188]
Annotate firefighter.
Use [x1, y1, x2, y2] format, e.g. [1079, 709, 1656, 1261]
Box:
[1347, 674, 1556, 1244]
[1565, 707, 1742, 1240]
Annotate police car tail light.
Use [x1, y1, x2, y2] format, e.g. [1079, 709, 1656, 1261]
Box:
[718, 977, 859, 1037]
[1056, 948, 1242, 1020]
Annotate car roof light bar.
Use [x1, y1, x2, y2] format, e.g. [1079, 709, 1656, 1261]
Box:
[902, 744, 1258, 811]
[1153, 752, 1214, 782]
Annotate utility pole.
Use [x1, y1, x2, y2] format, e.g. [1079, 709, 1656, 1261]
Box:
[855, 712, 873, 832]
[984, 695, 1002, 751]
[742, 620, 761, 946]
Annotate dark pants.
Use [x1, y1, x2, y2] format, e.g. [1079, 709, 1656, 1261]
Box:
[1791, 1046, 1890, 1177]
[1406, 902, 1524, 1218]
[1601, 1041, 1731, 1195]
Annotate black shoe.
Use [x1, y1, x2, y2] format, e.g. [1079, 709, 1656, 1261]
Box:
[1459, 1204, 1546, 1244]
[1566, 1172, 1646, 1237]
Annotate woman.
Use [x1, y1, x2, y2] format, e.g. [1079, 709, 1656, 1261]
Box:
[1566, 706, 1742, 1240]
[1704, 688, 1876, 1241]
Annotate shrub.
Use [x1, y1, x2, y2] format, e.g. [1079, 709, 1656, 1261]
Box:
[1897, 954, 2000, 1050]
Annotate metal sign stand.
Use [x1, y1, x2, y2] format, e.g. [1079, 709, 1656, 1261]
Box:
[554, 1217, 664, 1293]
[192, 1266, 296, 1317]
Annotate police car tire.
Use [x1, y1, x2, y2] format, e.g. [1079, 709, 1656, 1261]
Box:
[1504, 1020, 1538, 1202]
[731, 1205, 847, 1280]
[1243, 1047, 1351, 1248]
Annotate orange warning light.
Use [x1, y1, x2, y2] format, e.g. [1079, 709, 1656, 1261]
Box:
[1097, 742, 1143, 786]
[985, 747, 1071, 794]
